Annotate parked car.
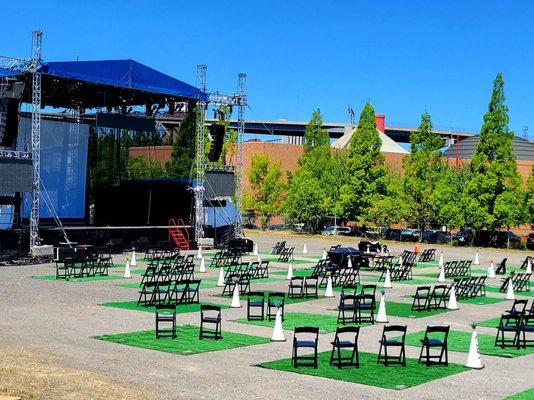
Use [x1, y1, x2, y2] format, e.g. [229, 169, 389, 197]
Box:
[424, 230, 452, 244]
[268, 224, 287, 231]
[383, 228, 402, 241]
[453, 230, 472, 246]
[490, 231, 521, 248]
[322, 226, 352, 236]
[423, 230, 437, 243]
[527, 233, 534, 250]
[400, 228, 421, 242]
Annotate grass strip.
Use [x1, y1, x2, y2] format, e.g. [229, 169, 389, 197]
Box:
[32, 274, 121, 282]
[95, 325, 269, 355]
[259, 351, 467, 389]
[101, 300, 228, 314]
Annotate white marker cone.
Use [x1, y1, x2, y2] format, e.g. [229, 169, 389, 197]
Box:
[196, 245, 203, 259]
[302, 243, 308, 254]
[130, 250, 137, 267]
[366, 245, 370, 254]
[474, 250, 480, 265]
[217, 267, 225, 287]
[257, 254, 261, 263]
[271, 308, 286, 342]
[375, 294, 389, 323]
[438, 263, 446, 283]
[286, 263, 293, 280]
[383, 269, 392, 289]
[253, 243, 258, 256]
[399, 255, 403, 267]
[506, 279, 515, 300]
[447, 285, 459, 310]
[487, 261, 496, 278]
[199, 256, 206, 273]
[464, 328, 484, 369]
[230, 285, 242, 308]
[438, 252, 444, 267]
[123, 260, 131, 279]
[348, 257, 353, 269]
[324, 276, 334, 297]
[322, 249, 327, 260]
[526, 258, 532, 274]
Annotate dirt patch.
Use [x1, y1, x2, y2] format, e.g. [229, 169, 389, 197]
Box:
[0, 346, 165, 400]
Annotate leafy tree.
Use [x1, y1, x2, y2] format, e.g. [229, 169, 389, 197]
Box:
[402, 112, 445, 235]
[245, 154, 286, 229]
[525, 166, 534, 225]
[166, 109, 197, 178]
[127, 156, 167, 179]
[463, 73, 524, 234]
[366, 171, 408, 228]
[302, 109, 330, 158]
[338, 102, 388, 223]
[433, 166, 470, 231]
[285, 169, 325, 232]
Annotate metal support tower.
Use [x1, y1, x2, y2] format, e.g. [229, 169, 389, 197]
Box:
[30, 30, 43, 251]
[235, 73, 246, 235]
[194, 65, 207, 243]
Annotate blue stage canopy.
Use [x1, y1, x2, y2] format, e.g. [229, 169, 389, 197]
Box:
[39, 59, 207, 101]
[0, 67, 23, 78]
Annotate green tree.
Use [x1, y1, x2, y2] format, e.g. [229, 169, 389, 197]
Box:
[302, 109, 330, 158]
[402, 112, 445, 235]
[127, 156, 167, 179]
[366, 171, 408, 228]
[463, 73, 524, 234]
[433, 166, 470, 232]
[166, 109, 197, 178]
[338, 102, 388, 223]
[285, 169, 325, 232]
[245, 154, 286, 229]
[525, 166, 534, 225]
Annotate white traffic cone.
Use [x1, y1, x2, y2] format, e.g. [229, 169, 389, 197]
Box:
[271, 308, 286, 342]
[438, 251, 444, 267]
[487, 261, 496, 278]
[348, 257, 353, 269]
[375, 294, 389, 323]
[366, 245, 370, 254]
[130, 250, 137, 267]
[217, 267, 225, 287]
[526, 258, 532, 274]
[464, 327, 484, 369]
[324, 276, 334, 298]
[506, 279, 515, 300]
[286, 263, 293, 280]
[302, 243, 308, 254]
[438, 263, 446, 283]
[199, 256, 206, 273]
[123, 260, 131, 279]
[196, 245, 203, 259]
[322, 249, 327, 260]
[253, 243, 258, 256]
[399, 255, 403, 267]
[447, 285, 459, 310]
[257, 254, 261, 263]
[383, 269, 392, 289]
[230, 285, 242, 308]
[474, 250, 480, 266]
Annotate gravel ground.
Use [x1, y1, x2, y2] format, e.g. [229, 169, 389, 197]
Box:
[0, 230, 532, 400]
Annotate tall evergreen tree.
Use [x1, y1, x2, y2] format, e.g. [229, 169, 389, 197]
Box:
[166, 109, 197, 178]
[525, 165, 534, 225]
[338, 102, 388, 223]
[402, 112, 445, 235]
[463, 73, 524, 232]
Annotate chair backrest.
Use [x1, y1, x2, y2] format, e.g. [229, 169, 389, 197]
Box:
[201, 304, 221, 313]
[155, 304, 176, 313]
[425, 325, 449, 338]
[360, 284, 377, 296]
[294, 326, 319, 336]
[340, 294, 358, 305]
[415, 285, 431, 294]
[509, 299, 529, 315]
[383, 325, 407, 340]
[341, 284, 359, 297]
[290, 277, 304, 284]
[247, 291, 265, 299]
[336, 325, 360, 335]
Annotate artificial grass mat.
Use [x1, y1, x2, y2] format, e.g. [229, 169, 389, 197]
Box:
[101, 300, 228, 314]
[405, 329, 534, 358]
[217, 290, 321, 305]
[330, 301, 451, 319]
[504, 388, 534, 400]
[95, 325, 269, 355]
[32, 274, 121, 282]
[486, 285, 533, 297]
[259, 351, 467, 389]
[234, 311, 359, 333]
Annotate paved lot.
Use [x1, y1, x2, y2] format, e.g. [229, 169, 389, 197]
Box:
[0, 230, 532, 400]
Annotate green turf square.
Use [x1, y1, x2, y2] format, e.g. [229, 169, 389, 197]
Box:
[504, 388, 534, 400]
[271, 269, 314, 278]
[486, 285, 533, 297]
[457, 296, 505, 305]
[404, 329, 534, 358]
[330, 300, 450, 319]
[259, 351, 467, 389]
[95, 325, 269, 355]
[233, 311, 366, 333]
[216, 290, 319, 305]
[32, 274, 121, 282]
[101, 300, 228, 314]
[478, 317, 501, 328]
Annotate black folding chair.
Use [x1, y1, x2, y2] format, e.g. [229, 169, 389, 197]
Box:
[428, 284, 450, 310]
[292, 327, 319, 368]
[199, 305, 222, 340]
[355, 294, 375, 324]
[288, 277, 304, 299]
[155, 304, 176, 339]
[495, 258, 507, 275]
[506, 299, 529, 316]
[337, 294, 357, 324]
[303, 277, 318, 298]
[330, 326, 360, 368]
[412, 286, 431, 311]
[517, 314, 534, 348]
[55, 261, 70, 280]
[377, 325, 407, 366]
[247, 291, 265, 320]
[267, 292, 285, 321]
[495, 313, 522, 348]
[418, 326, 449, 366]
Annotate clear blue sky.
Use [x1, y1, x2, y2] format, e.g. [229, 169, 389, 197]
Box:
[1, 1, 533, 138]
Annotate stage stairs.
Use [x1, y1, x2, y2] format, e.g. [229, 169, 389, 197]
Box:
[168, 218, 190, 250]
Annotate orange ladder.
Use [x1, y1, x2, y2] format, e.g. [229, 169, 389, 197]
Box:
[168, 218, 190, 250]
